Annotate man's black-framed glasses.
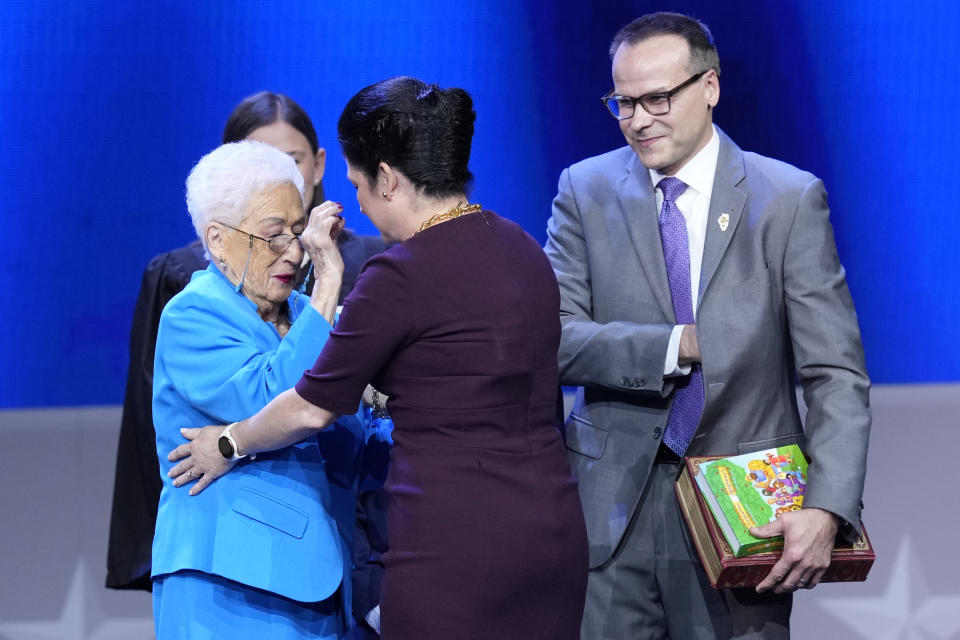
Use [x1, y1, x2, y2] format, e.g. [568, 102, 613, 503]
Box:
[601, 70, 707, 120]
[219, 221, 303, 253]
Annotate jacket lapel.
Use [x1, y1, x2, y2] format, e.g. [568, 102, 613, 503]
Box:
[616, 153, 676, 322]
[699, 130, 747, 307]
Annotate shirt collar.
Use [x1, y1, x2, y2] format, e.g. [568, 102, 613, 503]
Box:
[648, 125, 720, 199]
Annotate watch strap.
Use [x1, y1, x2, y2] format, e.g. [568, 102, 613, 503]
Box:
[220, 422, 248, 461]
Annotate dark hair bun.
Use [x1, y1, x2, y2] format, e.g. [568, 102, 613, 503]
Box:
[338, 77, 475, 198]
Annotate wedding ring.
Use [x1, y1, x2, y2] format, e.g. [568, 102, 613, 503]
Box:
[188, 470, 197, 478]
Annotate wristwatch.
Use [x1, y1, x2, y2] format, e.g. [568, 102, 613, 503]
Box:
[218, 422, 248, 461]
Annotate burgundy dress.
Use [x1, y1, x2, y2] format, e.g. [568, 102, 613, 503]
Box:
[296, 210, 588, 639]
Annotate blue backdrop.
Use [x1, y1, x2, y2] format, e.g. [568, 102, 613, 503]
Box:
[1, 1, 957, 407]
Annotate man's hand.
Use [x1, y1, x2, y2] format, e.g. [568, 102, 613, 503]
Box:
[753, 507, 839, 593]
[678, 324, 700, 364]
[167, 425, 236, 496]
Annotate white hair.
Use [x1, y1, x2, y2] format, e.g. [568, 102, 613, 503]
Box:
[185, 140, 305, 253]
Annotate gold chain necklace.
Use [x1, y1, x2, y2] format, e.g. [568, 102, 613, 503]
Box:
[417, 201, 482, 233]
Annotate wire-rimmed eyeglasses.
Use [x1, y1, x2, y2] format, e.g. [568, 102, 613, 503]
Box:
[601, 70, 707, 120]
[218, 221, 303, 253]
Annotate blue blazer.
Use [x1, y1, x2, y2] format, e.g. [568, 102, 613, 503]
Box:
[151, 264, 362, 603]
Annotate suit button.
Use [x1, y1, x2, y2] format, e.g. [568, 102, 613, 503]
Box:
[652, 427, 662, 438]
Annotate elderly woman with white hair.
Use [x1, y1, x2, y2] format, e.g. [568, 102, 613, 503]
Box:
[150, 140, 355, 639]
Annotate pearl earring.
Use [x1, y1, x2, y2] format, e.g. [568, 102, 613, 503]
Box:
[218, 256, 226, 270]
[382, 192, 388, 199]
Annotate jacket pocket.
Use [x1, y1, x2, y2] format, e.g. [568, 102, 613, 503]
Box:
[233, 486, 309, 539]
[737, 431, 806, 454]
[564, 414, 608, 460]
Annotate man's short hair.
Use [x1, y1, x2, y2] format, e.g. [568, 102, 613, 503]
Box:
[610, 12, 720, 77]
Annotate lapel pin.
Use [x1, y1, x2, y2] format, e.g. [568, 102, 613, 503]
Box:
[717, 213, 730, 232]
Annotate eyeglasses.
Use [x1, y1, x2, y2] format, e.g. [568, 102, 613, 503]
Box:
[601, 70, 707, 120]
[218, 222, 303, 253]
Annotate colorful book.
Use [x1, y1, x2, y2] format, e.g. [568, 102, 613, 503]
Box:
[694, 445, 808, 557]
[675, 454, 875, 589]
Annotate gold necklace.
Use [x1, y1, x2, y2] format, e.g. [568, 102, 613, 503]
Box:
[417, 201, 482, 233]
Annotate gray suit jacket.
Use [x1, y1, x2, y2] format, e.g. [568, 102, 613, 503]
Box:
[544, 129, 871, 568]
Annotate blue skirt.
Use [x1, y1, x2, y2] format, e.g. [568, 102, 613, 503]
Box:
[153, 570, 344, 639]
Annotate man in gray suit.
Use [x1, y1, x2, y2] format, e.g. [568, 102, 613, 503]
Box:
[544, 12, 871, 639]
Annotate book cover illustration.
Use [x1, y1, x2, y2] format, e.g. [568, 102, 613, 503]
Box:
[694, 445, 808, 557]
[675, 456, 874, 589]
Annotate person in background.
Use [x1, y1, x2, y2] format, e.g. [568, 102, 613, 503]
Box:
[348, 397, 392, 639]
[166, 76, 589, 640]
[544, 12, 870, 639]
[151, 140, 353, 638]
[106, 91, 386, 592]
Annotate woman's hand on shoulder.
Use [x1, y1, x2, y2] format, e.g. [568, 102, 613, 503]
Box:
[168, 425, 236, 496]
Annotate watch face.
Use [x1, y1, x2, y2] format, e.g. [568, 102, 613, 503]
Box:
[218, 434, 235, 459]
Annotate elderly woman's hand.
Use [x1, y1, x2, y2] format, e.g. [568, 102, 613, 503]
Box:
[168, 425, 236, 496]
[301, 201, 346, 322]
[301, 201, 346, 273]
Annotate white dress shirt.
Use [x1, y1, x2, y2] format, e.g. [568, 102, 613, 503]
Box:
[647, 125, 720, 376]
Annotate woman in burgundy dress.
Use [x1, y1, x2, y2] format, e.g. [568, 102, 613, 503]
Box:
[169, 76, 588, 639]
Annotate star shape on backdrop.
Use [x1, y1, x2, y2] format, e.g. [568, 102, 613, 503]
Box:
[0, 558, 154, 640]
[818, 537, 960, 640]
